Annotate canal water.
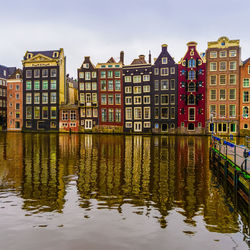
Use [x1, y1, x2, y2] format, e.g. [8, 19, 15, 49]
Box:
[0, 133, 249, 250]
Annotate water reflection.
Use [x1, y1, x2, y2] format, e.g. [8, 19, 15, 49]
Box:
[0, 133, 248, 236]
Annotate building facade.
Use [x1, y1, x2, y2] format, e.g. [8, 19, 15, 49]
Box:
[152, 44, 178, 133]
[59, 105, 79, 132]
[7, 69, 23, 131]
[178, 42, 206, 134]
[78, 57, 98, 131]
[206, 37, 241, 135]
[22, 49, 66, 131]
[0, 65, 16, 130]
[123, 55, 153, 133]
[96, 53, 124, 132]
[239, 58, 250, 134]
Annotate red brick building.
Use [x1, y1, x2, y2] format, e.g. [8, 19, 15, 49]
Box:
[59, 105, 79, 132]
[96, 53, 124, 132]
[178, 42, 206, 134]
[7, 69, 23, 131]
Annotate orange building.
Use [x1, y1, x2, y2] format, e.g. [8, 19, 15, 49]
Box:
[7, 69, 23, 131]
[240, 58, 250, 134]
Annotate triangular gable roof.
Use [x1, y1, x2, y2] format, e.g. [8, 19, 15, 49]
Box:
[24, 53, 56, 63]
[243, 58, 250, 65]
[107, 57, 116, 63]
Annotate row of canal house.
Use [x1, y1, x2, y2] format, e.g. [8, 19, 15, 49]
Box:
[2, 36, 250, 135]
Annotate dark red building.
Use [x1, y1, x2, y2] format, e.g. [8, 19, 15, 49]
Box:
[178, 42, 206, 134]
[96, 53, 124, 132]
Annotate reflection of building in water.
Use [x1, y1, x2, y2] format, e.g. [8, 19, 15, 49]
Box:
[21, 134, 66, 213]
[0, 133, 23, 189]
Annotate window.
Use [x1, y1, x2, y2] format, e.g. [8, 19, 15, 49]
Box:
[188, 82, 196, 92]
[93, 108, 98, 117]
[34, 80, 40, 90]
[210, 75, 216, 85]
[34, 69, 40, 78]
[42, 93, 48, 104]
[161, 68, 169, 76]
[210, 90, 216, 100]
[126, 108, 132, 120]
[62, 111, 68, 120]
[243, 91, 249, 102]
[243, 79, 249, 87]
[42, 80, 48, 90]
[134, 107, 142, 119]
[170, 107, 175, 119]
[80, 93, 85, 103]
[154, 68, 159, 75]
[219, 104, 226, 118]
[42, 69, 48, 77]
[125, 76, 131, 82]
[229, 50, 237, 57]
[51, 92, 57, 103]
[161, 95, 169, 104]
[144, 122, 151, 128]
[134, 96, 141, 104]
[229, 75, 236, 85]
[229, 105, 236, 117]
[70, 111, 76, 120]
[170, 79, 175, 90]
[51, 80, 57, 89]
[220, 51, 227, 57]
[188, 59, 196, 68]
[85, 72, 91, 80]
[26, 93, 32, 104]
[143, 75, 150, 81]
[108, 81, 113, 90]
[210, 62, 217, 71]
[126, 122, 132, 128]
[113, 71, 120, 78]
[108, 109, 114, 122]
[144, 107, 150, 119]
[161, 80, 169, 90]
[133, 75, 141, 83]
[26, 107, 32, 119]
[101, 109, 107, 122]
[161, 108, 168, 119]
[170, 67, 175, 74]
[155, 95, 159, 105]
[86, 93, 91, 103]
[219, 75, 226, 85]
[101, 80, 106, 90]
[154, 80, 159, 90]
[143, 96, 150, 104]
[85, 82, 91, 90]
[115, 80, 121, 90]
[107, 71, 113, 78]
[101, 94, 107, 105]
[16, 85, 20, 91]
[16, 93, 20, 99]
[210, 105, 216, 116]
[210, 51, 217, 58]
[162, 57, 168, 64]
[125, 86, 132, 93]
[51, 107, 57, 119]
[34, 93, 40, 104]
[188, 108, 195, 121]
[51, 69, 57, 77]
[219, 61, 226, 71]
[243, 107, 249, 118]
[26, 81, 32, 90]
[229, 61, 237, 70]
[100, 71, 106, 78]
[79, 72, 84, 79]
[219, 89, 226, 100]
[115, 94, 121, 105]
[92, 82, 97, 90]
[229, 89, 236, 100]
[16, 112, 20, 119]
[26, 70, 32, 78]
[188, 70, 195, 80]
[79, 83, 84, 90]
[154, 108, 159, 119]
[92, 93, 97, 103]
[143, 85, 150, 92]
[92, 72, 97, 78]
[170, 94, 175, 104]
[133, 86, 141, 94]
[115, 109, 121, 122]
[125, 97, 132, 105]
[34, 107, 40, 119]
[248, 66, 250, 74]
[16, 103, 20, 110]
[188, 94, 195, 104]
[244, 123, 248, 129]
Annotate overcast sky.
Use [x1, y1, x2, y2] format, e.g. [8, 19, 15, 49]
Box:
[1, 0, 250, 78]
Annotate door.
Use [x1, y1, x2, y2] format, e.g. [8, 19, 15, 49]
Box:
[85, 120, 92, 129]
[134, 122, 142, 132]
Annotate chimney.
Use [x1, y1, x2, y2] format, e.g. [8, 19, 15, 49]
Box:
[162, 44, 168, 52]
[149, 50, 152, 64]
[120, 51, 124, 64]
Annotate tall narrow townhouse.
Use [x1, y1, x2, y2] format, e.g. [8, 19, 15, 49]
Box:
[78, 56, 98, 131]
[178, 42, 206, 134]
[206, 37, 241, 135]
[123, 54, 153, 133]
[239, 58, 250, 134]
[7, 69, 23, 131]
[22, 49, 66, 131]
[96, 52, 124, 132]
[0, 65, 16, 130]
[152, 44, 178, 133]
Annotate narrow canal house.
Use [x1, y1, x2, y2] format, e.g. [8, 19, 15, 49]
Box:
[0, 65, 16, 130]
[7, 69, 23, 131]
[178, 42, 206, 134]
[239, 57, 250, 134]
[96, 52, 124, 132]
[123, 54, 153, 133]
[152, 44, 178, 133]
[206, 37, 241, 135]
[22, 49, 66, 131]
[78, 56, 98, 131]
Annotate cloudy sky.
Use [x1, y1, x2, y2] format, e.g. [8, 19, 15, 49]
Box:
[1, 0, 250, 78]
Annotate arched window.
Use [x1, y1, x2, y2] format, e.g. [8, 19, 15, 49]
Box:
[243, 107, 249, 117]
[188, 82, 196, 92]
[188, 59, 196, 68]
[188, 94, 195, 105]
[188, 70, 196, 80]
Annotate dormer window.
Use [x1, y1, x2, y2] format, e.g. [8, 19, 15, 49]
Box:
[27, 53, 32, 59]
[83, 63, 89, 69]
[16, 74, 20, 79]
[53, 52, 59, 58]
[162, 57, 168, 64]
[3, 70, 6, 76]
